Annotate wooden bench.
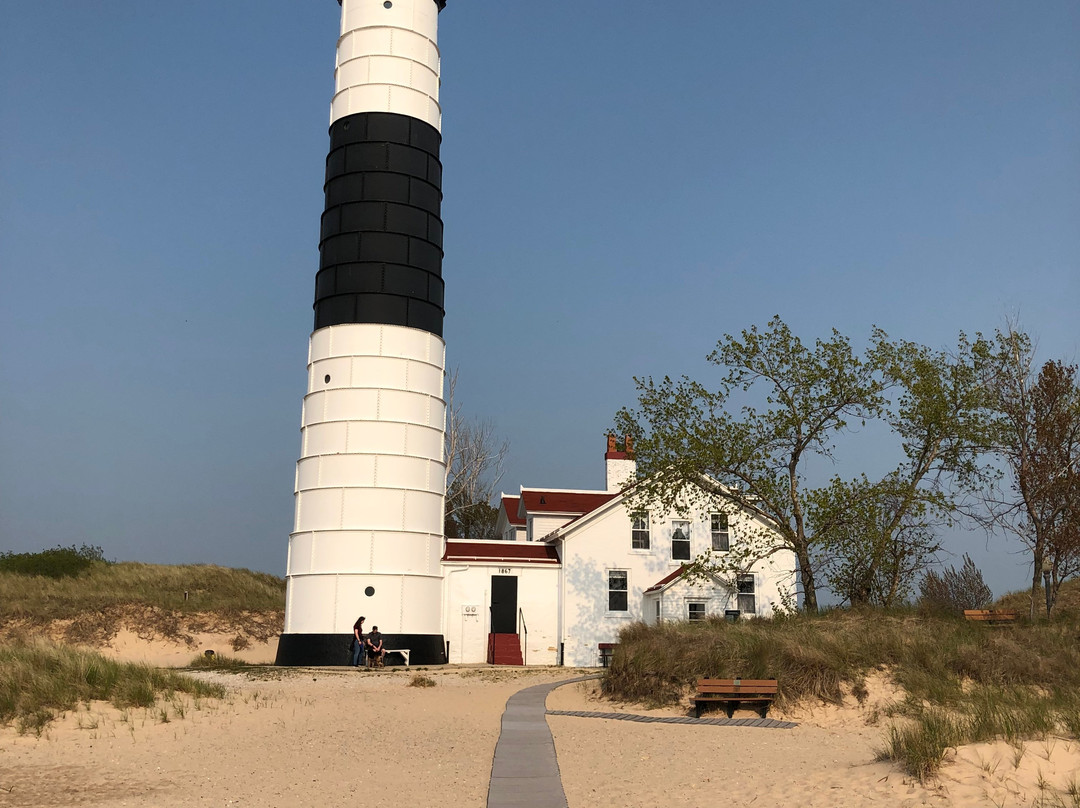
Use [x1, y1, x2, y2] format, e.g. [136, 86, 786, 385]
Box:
[693, 678, 778, 719]
[963, 609, 1019, 625]
[365, 648, 410, 667]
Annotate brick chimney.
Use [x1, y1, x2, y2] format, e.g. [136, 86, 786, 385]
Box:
[605, 433, 637, 492]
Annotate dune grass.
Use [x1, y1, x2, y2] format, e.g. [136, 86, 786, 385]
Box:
[186, 652, 253, 671]
[603, 597, 1080, 780]
[0, 560, 285, 644]
[0, 640, 226, 735]
[0, 561, 284, 620]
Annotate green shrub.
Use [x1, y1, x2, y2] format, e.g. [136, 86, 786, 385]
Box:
[0, 545, 108, 579]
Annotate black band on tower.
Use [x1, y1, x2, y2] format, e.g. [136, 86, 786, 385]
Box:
[314, 111, 444, 336]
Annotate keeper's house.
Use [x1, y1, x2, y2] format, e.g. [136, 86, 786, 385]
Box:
[441, 438, 797, 668]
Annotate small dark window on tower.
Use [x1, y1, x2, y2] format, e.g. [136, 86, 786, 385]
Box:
[384, 1, 392, 7]
[365, 586, 375, 597]
[539, 496, 546, 505]
[324, 374, 331, 383]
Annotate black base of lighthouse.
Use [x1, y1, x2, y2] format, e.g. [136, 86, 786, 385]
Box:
[274, 633, 447, 666]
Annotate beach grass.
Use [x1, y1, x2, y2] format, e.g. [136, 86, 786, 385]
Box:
[0, 640, 226, 735]
[0, 558, 285, 644]
[186, 652, 254, 671]
[604, 587, 1080, 779]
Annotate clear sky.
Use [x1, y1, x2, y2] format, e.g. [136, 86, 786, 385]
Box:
[2, 1, 1077, 600]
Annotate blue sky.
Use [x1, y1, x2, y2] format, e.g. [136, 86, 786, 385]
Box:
[2, 1, 1077, 600]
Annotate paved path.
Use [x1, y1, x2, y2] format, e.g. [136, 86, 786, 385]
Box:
[486, 676, 796, 808]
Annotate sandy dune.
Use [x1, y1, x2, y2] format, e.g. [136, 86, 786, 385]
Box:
[1, 642, 1077, 808]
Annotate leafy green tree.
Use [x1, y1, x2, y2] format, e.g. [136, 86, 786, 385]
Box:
[615, 317, 885, 610]
[815, 335, 991, 607]
[617, 317, 989, 610]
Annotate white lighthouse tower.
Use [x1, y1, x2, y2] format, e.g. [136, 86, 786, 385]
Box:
[277, 0, 448, 665]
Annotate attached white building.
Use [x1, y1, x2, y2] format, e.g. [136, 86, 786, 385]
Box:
[441, 438, 797, 668]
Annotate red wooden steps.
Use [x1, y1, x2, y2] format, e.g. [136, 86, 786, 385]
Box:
[487, 633, 523, 665]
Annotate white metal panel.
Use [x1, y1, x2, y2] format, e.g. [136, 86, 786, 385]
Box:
[341, 487, 406, 530]
[401, 489, 443, 532]
[344, 420, 407, 455]
[296, 454, 379, 491]
[370, 534, 440, 574]
[318, 388, 382, 425]
[374, 453, 438, 492]
[309, 357, 354, 392]
[379, 324, 435, 361]
[287, 532, 318, 576]
[294, 488, 344, 532]
[405, 361, 443, 395]
[378, 388, 435, 428]
[350, 355, 409, 391]
[403, 423, 443, 461]
[302, 421, 349, 457]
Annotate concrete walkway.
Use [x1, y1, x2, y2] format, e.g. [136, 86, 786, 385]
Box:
[486, 675, 796, 807]
[486, 675, 596, 808]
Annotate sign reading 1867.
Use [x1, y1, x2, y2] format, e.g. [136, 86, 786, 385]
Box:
[498, 568, 511, 574]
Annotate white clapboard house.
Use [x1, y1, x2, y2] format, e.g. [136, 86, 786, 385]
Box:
[441, 437, 797, 668]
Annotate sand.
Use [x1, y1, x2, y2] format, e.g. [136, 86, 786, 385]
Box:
[1, 642, 1077, 808]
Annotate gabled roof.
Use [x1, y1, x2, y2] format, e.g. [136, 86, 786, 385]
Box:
[644, 565, 691, 593]
[518, 489, 616, 516]
[500, 495, 525, 527]
[441, 540, 560, 565]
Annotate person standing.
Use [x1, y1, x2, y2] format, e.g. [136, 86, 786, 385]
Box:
[350, 616, 366, 667]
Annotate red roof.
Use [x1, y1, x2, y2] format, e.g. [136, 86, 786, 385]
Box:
[518, 490, 616, 516]
[441, 541, 560, 565]
[500, 496, 525, 526]
[644, 565, 690, 593]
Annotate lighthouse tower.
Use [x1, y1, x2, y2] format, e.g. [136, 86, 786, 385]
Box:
[276, 0, 449, 666]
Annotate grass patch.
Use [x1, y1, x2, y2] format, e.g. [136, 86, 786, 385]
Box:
[408, 674, 437, 688]
[186, 653, 252, 671]
[604, 602, 1080, 780]
[0, 640, 225, 735]
[0, 561, 285, 644]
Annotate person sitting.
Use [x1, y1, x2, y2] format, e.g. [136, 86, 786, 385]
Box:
[365, 626, 384, 667]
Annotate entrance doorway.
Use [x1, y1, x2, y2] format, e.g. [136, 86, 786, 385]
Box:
[490, 575, 518, 634]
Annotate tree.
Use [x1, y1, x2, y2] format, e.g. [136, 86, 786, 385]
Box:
[815, 335, 991, 607]
[811, 475, 945, 607]
[616, 317, 989, 610]
[975, 327, 1080, 618]
[615, 316, 885, 610]
[444, 369, 510, 540]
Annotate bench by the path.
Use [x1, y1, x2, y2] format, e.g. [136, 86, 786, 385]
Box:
[693, 678, 778, 719]
[964, 609, 1019, 625]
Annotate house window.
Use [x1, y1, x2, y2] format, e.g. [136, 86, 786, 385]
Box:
[631, 514, 650, 550]
[671, 520, 691, 560]
[737, 574, 756, 614]
[608, 570, 628, 612]
[688, 602, 706, 621]
[711, 513, 730, 551]
[655, 600, 661, 621]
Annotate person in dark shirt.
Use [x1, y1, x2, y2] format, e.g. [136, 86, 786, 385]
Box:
[366, 626, 384, 667]
[350, 616, 366, 667]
